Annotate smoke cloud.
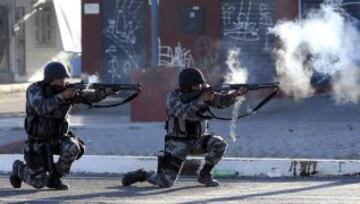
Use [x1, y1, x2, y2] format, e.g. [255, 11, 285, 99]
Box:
[224, 48, 248, 142]
[225, 48, 249, 84]
[81, 74, 100, 84]
[88, 75, 100, 84]
[272, 4, 360, 103]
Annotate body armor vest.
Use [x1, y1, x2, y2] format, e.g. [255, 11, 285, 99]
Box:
[25, 82, 69, 141]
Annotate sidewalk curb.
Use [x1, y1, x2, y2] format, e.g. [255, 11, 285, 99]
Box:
[1, 154, 360, 177]
[0, 83, 30, 94]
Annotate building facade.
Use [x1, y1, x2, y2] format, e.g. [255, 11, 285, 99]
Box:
[0, 0, 63, 83]
[82, 0, 300, 84]
[82, 0, 360, 84]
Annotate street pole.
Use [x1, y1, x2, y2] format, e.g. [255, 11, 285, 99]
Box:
[8, 0, 16, 81]
[151, 0, 159, 68]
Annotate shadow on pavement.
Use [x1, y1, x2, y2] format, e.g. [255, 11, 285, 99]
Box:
[179, 178, 360, 204]
[27, 184, 204, 202]
[0, 188, 38, 197]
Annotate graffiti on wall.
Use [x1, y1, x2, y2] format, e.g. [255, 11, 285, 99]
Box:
[221, 0, 274, 51]
[103, 0, 145, 82]
[258, 3, 273, 51]
[158, 38, 195, 69]
[222, 0, 260, 41]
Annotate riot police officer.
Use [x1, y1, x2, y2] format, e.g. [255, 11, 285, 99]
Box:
[122, 67, 248, 188]
[9, 62, 112, 190]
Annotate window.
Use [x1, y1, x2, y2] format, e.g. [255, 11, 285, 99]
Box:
[181, 6, 205, 33]
[35, 4, 56, 47]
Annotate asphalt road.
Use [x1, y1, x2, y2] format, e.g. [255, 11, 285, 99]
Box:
[0, 176, 359, 203]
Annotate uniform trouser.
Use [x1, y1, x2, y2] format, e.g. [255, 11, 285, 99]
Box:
[146, 134, 227, 188]
[17, 136, 82, 189]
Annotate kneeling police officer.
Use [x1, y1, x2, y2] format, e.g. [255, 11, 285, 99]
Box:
[122, 67, 248, 188]
[10, 62, 113, 190]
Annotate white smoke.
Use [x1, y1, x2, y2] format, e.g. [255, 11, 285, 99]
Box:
[229, 99, 245, 142]
[88, 75, 100, 84]
[272, 4, 360, 103]
[225, 48, 248, 84]
[81, 74, 100, 84]
[224, 48, 248, 142]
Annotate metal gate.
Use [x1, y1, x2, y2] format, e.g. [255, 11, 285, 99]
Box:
[102, 0, 148, 83]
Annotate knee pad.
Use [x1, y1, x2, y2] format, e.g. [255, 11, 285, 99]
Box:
[63, 139, 82, 160]
[67, 131, 85, 160]
[209, 136, 227, 150]
[75, 137, 85, 160]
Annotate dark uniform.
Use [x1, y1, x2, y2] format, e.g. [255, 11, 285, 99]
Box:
[122, 67, 241, 188]
[10, 62, 109, 190]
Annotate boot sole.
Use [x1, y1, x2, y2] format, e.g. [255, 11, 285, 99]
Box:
[9, 175, 22, 188]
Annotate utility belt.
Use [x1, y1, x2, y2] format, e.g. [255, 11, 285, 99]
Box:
[25, 115, 69, 141]
[165, 116, 204, 140]
[164, 135, 198, 142]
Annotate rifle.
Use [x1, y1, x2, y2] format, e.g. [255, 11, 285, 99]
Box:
[180, 82, 279, 103]
[65, 82, 142, 108]
[179, 82, 279, 120]
[65, 82, 141, 93]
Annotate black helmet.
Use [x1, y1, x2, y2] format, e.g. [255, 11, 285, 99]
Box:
[43, 62, 70, 83]
[179, 67, 206, 91]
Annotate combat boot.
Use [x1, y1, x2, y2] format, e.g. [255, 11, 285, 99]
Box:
[122, 169, 147, 186]
[9, 160, 24, 188]
[198, 172, 220, 187]
[47, 177, 69, 190]
[198, 164, 220, 187]
[47, 171, 69, 190]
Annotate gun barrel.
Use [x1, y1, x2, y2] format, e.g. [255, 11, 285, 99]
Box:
[226, 82, 279, 90]
[65, 82, 142, 92]
[89, 83, 142, 91]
